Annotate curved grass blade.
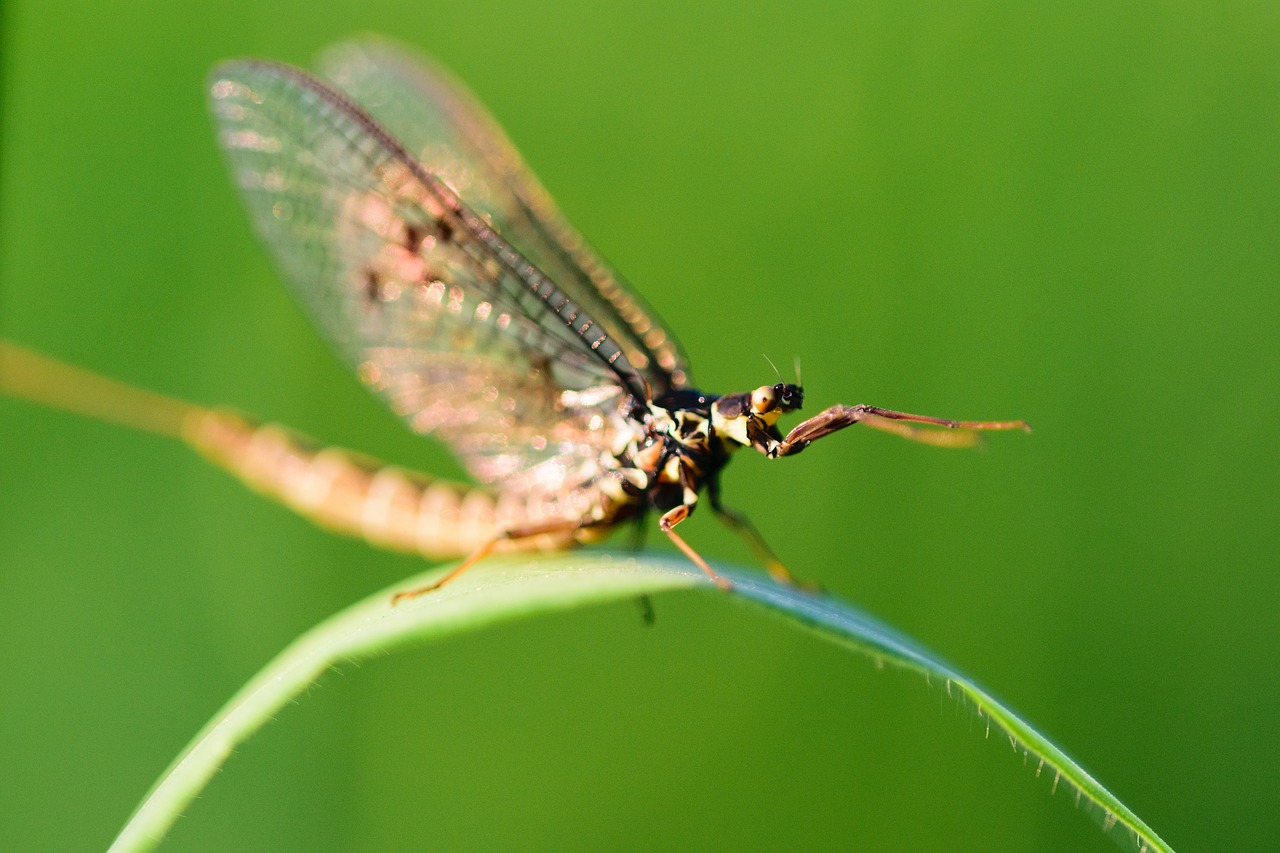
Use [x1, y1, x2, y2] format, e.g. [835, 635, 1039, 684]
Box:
[109, 555, 1172, 853]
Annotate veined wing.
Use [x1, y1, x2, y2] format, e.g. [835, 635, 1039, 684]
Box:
[209, 61, 639, 493]
[317, 37, 692, 394]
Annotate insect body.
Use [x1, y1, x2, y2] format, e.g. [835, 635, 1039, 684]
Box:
[0, 39, 1027, 603]
[202, 39, 1030, 599]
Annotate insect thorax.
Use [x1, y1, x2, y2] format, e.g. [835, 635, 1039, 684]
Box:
[588, 381, 804, 526]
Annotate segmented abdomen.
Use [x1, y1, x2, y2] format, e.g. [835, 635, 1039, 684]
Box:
[183, 409, 579, 557]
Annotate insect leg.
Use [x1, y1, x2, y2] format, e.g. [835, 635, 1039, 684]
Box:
[658, 504, 732, 591]
[710, 502, 797, 584]
[627, 511, 650, 552]
[635, 595, 656, 627]
[621, 514, 659, 625]
[390, 517, 585, 604]
[705, 479, 798, 585]
[774, 404, 1030, 457]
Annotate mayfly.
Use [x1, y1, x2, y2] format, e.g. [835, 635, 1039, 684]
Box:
[1, 39, 1027, 602]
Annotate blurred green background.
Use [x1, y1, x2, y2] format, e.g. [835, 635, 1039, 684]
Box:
[2, 2, 1277, 850]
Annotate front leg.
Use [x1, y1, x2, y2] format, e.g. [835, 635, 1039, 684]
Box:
[745, 416, 786, 456]
[774, 404, 1030, 457]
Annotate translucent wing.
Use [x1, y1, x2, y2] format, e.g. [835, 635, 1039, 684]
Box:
[209, 61, 641, 493]
[317, 37, 692, 393]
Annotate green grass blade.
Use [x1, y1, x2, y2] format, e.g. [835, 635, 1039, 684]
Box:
[726, 574, 1172, 853]
[109, 555, 1172, 853]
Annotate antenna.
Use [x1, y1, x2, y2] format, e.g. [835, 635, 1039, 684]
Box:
[762, 353, 782, 382]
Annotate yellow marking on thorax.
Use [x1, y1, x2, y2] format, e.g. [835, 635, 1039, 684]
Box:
[712, 411, 751, 446]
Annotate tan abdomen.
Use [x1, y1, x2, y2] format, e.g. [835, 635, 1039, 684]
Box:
[184, 409, 576, 558]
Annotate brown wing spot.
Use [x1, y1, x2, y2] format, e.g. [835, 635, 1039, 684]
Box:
[363, 269, 383, 304]
[404, 224, 423, 252]
[437, 216, 455, 243]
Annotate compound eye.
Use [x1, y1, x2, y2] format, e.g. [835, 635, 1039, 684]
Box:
[751, 384, 777, 414]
